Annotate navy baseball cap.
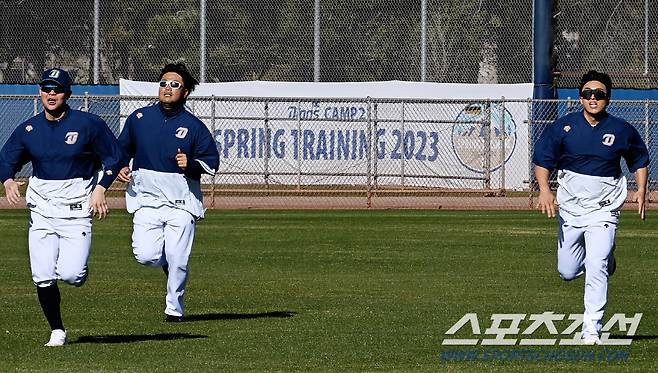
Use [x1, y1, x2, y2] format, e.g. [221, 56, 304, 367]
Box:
[39, 68, 72, 91]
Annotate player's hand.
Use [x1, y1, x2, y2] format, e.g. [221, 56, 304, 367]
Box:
[90, 185, 108, 220]
[631, 189, 646, 221]
[537, 190, 557, 218]
[3, 179, 23, 205]
[176, 148, 188, 170]
[117, 167, 132, 182]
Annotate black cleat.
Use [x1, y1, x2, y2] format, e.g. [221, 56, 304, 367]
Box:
[165, 314, 183, 323]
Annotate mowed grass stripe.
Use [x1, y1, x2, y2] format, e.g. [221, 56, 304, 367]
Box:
[0, 209, 655, 372]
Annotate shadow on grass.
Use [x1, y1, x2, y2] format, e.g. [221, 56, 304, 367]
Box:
[608, 334, 658, 341]
[183, 310, 296, 321]
[74, 333, 208, 344]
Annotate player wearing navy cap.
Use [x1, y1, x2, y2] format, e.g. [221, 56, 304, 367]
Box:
[533, 70, 649, 345]
[0, 67, 125, 346]
[117, 63, 219, 322]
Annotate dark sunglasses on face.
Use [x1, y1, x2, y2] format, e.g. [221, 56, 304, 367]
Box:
[40, 85, 66, 94]
[580, 88, 607, 100]
[159, 80, 183, 89]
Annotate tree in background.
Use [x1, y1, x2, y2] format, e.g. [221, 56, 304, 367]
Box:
[101, 0, 199, 82]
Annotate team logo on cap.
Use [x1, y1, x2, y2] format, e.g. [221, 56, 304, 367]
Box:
[175, 127, 188, 139]
[563, 125, 571, 132]
[136, 112, 143, 119]
[105, 170, 113, 176]
[25, 124, 33, 132]
[65, 131, 79, 145]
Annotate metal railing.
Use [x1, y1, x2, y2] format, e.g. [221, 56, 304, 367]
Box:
[1, 95, 656, 209]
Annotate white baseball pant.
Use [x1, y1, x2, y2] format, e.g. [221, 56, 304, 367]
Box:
[557, 215, 617, 337]
[132, 206, 195, 317]
[28, 211, 91, 287]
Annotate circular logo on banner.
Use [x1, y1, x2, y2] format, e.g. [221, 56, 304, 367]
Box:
[451, 103, 517, 173]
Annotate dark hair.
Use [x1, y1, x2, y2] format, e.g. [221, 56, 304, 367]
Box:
[159, 63, 199, 93]
[579, 70, 612, 97]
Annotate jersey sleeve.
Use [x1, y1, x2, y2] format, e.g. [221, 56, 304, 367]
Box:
[185, 123, 219, 180]
[0, 125, 30, 182]
[623, 124, 649, 173]
[92, 117, 127, 188]
[532, 120, 563, 171]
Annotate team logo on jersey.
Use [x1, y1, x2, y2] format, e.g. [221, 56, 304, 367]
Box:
[602, 134, 615, 146]
[175, 127, 189, 139]
[136, 112, 143, 119]
[25, 124, 33, 132]
[64, 131, 79, 145]
[563, 125, 571, 132]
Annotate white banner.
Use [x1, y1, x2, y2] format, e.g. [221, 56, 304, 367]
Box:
[120, 80, 532, 190]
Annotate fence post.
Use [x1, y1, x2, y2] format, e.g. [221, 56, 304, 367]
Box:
[84, 92, 89, 112]
[372, 101, 379, 201]
[366, 97, 373, 208]
[645, 99, 650, 199]
[264, 101, 270, 194]
[200, 0, 207, 82]
[296, 99, 302, 191]
[499, 97, 506, 194]
[210, 95, 216, 208]
[400, 100, 406, 190]
[644, 99, 649, 148]
[527, 98, 534, 208]
[484, 99, 491, 190]
[33, 97, 38, 116]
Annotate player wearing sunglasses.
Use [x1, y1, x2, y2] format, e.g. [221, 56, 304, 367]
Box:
[533, 70, 649, 345]
[116, 63, 219, 322]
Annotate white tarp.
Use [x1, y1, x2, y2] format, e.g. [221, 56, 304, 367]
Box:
[119, 80, 533, 190]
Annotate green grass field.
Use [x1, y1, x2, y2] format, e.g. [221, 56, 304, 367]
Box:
[0, 209, 657, 372]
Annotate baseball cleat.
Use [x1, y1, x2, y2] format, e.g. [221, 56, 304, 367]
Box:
[581, 334, 601, 346]
[44, 329, 67, 347]
[165, 314, 183, 323]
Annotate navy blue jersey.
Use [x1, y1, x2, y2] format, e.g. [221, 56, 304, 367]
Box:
[533, 111, 649, 178]
[0, 107, 125, 188]
[119, 104, 219, 180]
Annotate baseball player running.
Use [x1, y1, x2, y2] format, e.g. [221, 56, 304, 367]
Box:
[117, 63, 219, 322]
[533, 70, 649, 345]
[0, 68, 125, 346]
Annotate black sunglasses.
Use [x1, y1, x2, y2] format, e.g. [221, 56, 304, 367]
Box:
[580, 88, 607, 100]
[40, 85, 67, 94]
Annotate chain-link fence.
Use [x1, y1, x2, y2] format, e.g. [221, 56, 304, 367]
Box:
[0, 1, 655, 87]
[1, 95, 656, 209]
[554, 0, 658, 89]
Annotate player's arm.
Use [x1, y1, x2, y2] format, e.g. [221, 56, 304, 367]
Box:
[0, 126, 30, 204]
[632, 167, 648, 221]
[534, 165, 556, 218]
[532, 122, 562, 218]
[624, 124, 650, 221]
[181, 124, 219, 179]
[89, 119, 126, 219]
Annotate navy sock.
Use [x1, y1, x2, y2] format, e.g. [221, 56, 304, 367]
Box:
[36, 283, 64, 331]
